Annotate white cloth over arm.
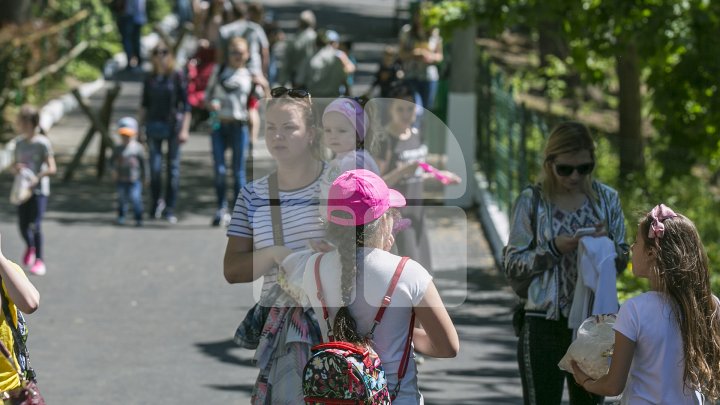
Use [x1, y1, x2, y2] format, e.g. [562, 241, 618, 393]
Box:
[569, 236, 618, 329]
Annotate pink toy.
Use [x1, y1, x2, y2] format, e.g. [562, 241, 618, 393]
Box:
[418, 162, 454, 185]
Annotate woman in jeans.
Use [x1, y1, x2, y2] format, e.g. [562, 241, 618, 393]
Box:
[139, 41, 191, 223]
[503, 122, 629, 405]
[205, 37, 269, 226]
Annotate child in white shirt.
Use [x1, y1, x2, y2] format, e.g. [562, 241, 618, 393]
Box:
[572, 204, 720, 403]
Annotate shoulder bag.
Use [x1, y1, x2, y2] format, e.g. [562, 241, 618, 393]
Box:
[234, 172, 283, 350]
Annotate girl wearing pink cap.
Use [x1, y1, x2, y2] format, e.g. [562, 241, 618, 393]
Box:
[318, 97, 381, 220]
[303, 169, 459, 404]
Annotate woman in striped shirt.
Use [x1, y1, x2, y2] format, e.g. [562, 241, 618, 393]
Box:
[223, 89, 327, 404]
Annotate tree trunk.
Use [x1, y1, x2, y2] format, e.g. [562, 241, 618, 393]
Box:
[0, 0, 32, 28]
[616, 40, 644, 179]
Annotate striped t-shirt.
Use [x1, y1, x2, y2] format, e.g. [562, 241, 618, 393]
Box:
[227, 166, 327, 298]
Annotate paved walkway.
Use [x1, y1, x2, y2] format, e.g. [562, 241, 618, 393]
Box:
[0, 2, 526, 404]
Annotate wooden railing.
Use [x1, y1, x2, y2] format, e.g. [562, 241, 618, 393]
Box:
[0, 10, 91, 120]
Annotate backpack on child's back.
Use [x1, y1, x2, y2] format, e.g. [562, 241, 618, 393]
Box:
[302, 254, 415, 404]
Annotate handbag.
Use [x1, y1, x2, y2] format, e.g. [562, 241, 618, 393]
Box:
[505, 184, 541, 299]
[0, 341, 44, 405]
[234, 172, 284, 350]
[0, 286, 43, 405]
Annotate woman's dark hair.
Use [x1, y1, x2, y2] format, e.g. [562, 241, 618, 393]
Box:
[387, 83, 415, 102]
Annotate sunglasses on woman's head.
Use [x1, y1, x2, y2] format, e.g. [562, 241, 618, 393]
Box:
[554, 162, 595, 177]
[152, 49, 169, 57]
[343, 95, 369, 107]
[270, 87, 310, 99]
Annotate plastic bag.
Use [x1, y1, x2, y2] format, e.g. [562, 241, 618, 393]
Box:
[9, 167, 36, 206]
[558, 314, 616, 380]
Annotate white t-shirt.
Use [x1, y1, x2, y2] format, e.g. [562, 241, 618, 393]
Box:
[303, 248, 433, 405]
[614, 292, 703, 405]
[318, 150, 381, 220]
[227, 166, 326, 299]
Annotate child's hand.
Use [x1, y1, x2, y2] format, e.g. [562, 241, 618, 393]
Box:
[570, 360, 591, 385]
[438, 170, 461, 185]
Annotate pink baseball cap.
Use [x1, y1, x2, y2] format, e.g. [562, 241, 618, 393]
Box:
[327, 169, 406, 226]
[322, 98, 366, 140]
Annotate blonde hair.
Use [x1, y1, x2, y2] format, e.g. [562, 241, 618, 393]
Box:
[228, 36, 248, 50]
[266, 97, 326, 161]
[325, 209, 396, 344]
[540, 121, 597, 200]
[638, 211, 720, 400]
[150, 41, 176, 75]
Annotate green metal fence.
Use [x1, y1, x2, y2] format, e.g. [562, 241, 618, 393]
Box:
[476, 50, 563, 216]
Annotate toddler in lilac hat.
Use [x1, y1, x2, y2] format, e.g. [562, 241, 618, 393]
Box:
[318, 97, 382, 220]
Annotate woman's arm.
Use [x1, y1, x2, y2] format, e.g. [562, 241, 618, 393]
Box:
[503, 188, 561, 282]
[382, 162, 419, 187]
[0, 234, 39, 313]
[223, 236, 292, 283]
[571, 330, 635, 396]
[413, 282, 459, 358]
[36, 154, 56, 179]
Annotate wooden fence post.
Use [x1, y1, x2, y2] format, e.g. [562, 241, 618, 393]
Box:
[64, 82, 120, 181]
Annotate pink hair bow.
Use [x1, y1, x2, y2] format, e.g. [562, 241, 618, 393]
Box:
[648, 204, 678, 239]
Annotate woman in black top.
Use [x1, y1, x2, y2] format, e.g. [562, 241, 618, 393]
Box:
[139, 41, 191, 223]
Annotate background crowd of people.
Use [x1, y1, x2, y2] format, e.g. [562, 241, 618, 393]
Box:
[1, 1, 718, 404]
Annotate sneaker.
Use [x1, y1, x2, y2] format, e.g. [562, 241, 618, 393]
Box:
[222, 213, 232, 228]
[29, 259, 46, 276]
[116, 216, 126, 226]
[153, 200, 166, 220]
[135, 219, 144, 227]
[165, 214, 178, 224]
[212, 208, 226, 227]
[22, 247, 36, 267]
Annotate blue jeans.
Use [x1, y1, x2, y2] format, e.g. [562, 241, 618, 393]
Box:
[148, 136, 181, 215]
[408, 78, 439, 112]
[117, 181, 143, 221]
[211, 121, 249, 210]
[117, 15, 142, 66]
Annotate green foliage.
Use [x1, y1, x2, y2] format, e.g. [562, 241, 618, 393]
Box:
[422, 1, 474, 38]
[591, 132, 720, 298]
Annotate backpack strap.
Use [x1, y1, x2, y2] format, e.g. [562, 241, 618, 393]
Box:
[368, 256, 410, 337]
[313, 253, 332, 340]
[367, 256, 413, 400]
[268, 172, 284, 246]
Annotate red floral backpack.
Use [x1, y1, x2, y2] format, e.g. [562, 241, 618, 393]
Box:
[303, 254, 415, 404]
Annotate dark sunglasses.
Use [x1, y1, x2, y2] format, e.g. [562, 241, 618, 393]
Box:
[554, 162, 595, 177]
[152, 49, 169, 57]
[343, 95, 369, 107]
[270, 87, 310, 99]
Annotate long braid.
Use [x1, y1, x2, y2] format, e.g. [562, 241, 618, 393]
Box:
[326, 216, 386, 344]
[331, 225, 364, 343]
